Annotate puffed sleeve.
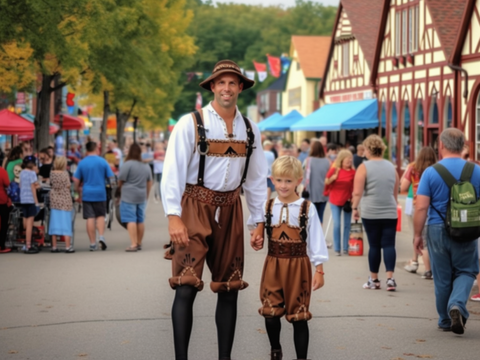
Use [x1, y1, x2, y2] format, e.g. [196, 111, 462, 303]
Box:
[242, 122, 268, 223]
[306, 204, 329, 266]
[161, 114, 195, 217]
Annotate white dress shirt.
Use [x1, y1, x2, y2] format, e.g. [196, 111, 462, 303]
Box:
[253, 198, 329, 266]
[161, 103, 267, 223]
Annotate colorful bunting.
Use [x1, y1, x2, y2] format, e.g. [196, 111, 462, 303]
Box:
[245, 71, 255, 81]
[253, 61, 267, 73]
[257, 71, 267, 82]
[267, 54, 281, 78]
[281, 55, 292, 74]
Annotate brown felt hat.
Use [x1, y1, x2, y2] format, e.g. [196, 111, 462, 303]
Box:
[199, 60, 255, 92]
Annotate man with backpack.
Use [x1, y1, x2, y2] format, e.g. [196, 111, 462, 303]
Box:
[414, 128, 480, 334]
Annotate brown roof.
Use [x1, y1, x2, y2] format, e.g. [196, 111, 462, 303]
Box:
[425, 0, 470, 62]
[291, 36, 331, 79]
[341, 0, 386, 70]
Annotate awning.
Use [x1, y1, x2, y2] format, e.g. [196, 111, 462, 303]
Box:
[263, 110, 303, 132]
[0, 109, 35, 135]
[54, 113, 85, 130]
[257, 112, 282, 132]
[21, 114, 59, 135]
[290, 99, 379, 131]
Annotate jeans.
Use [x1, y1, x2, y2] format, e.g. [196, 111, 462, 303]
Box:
[362, 218, 397, 273]
[427, 224, 479, 328]
[330, 203, 351, 252]
[313, 202, 327, 224]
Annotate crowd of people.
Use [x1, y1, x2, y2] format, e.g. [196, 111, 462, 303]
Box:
[0, 135, 166, 255]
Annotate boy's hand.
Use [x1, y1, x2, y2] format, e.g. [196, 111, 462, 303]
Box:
[250, 223, 265, 251]
[312, 272, 324, 291]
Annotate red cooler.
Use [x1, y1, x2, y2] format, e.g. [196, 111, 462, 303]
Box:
[348, 221, 364, 256]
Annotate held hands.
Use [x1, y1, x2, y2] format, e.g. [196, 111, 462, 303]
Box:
[250, 223, 265, 251]
[168, 215, 189, 247]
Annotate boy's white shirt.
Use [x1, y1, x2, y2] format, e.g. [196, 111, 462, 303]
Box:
[249, 197, 329, 266]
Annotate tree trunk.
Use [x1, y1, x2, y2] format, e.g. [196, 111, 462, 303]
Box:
[116, 109, 127, 151]
[100, 90, 109, 156]
[35, 74, 53, 153]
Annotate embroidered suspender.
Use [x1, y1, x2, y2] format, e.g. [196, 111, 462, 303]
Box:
[265, 198, 275, 239]
[299, 200, 310, 242]
[191, 110, 255, 188]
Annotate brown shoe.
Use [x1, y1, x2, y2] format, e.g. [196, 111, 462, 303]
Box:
[271, 349, 282, 360]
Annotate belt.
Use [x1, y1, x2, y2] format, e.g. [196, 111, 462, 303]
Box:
[184, 184, 240, 207]
[268, 240, 307, 258]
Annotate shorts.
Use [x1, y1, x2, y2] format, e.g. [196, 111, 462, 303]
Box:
[267, 178, 275, 192]
[83, 201, 106, 219]
[120, 201, 146, 223]
[21, 204, 40, 218]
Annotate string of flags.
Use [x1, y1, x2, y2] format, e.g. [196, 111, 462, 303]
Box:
[185, 54, 291, 84]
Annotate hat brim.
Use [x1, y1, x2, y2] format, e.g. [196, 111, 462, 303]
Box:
[199, 69, 255, 92]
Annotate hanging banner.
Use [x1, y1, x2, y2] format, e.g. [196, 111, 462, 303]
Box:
[258, 71, 267, 82]
[281, 55, 292, 74]
[195, 92, 202, 111]
[267, 54, 281, 78]
[245, 71, 255, 81]
[253, 61, 267, 73]
[168, 118, 178, 133]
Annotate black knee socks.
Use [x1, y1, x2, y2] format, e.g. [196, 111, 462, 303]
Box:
[171, 286, 198, 360]
[293, 320, 309, 359]
[265, 317, 282, 350]
[216, 291, 239, 359]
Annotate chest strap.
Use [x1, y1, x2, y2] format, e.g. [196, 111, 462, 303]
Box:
[265, 198, 275, 239]
[192, 110, 255, 188]
[265, 199, 310, 242]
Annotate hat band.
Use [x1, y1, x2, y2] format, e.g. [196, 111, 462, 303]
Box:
[213, 64, 241, 73]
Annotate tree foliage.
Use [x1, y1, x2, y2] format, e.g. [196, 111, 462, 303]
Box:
[172, 0, 337, 120]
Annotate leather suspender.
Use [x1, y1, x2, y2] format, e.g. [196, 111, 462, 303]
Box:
[192, 110, 255, 188]
[299, 200, 309, 242]
[265, 198, 275, 239]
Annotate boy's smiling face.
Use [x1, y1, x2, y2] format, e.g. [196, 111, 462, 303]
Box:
[271, 175, 303, 203]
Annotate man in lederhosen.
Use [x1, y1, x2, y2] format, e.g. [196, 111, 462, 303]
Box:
[161, 60, 267, 360]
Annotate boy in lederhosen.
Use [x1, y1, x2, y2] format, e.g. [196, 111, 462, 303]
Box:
[251, 156, 328, 360]
[161, 60, 267, 360]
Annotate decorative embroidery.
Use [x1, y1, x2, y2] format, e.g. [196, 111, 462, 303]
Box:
[294, 282, 310, 321]
[206, 139, 247, 158]
[184, 184, 240, 207]
[260, 288, 276, 317]
[226, 257, 245, 292]
[178, 254, 201, 288]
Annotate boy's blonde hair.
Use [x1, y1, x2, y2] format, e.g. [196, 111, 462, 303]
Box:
[333, 149, 353, 169]
[271, 155, 303, 179]
[53, 156, 67, 171]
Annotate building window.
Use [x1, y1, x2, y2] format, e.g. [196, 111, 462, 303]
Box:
[402, 103, 411, 168]
[430, 96, 439, 124]
[390, 103, 398, 165]
[276, 92, 281, 111]
[296, 62, 301, 71]
[445, 98, 452, 128]
[288, 87, 301, 107]
[416, 102, 424, 156]
[342, 42, 349, 76]
[476, 94, 480, 160]
[395, 3, 419, 56]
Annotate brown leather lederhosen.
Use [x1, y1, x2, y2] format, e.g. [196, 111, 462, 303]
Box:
[258, 199, 313, 322]
[168, 109, 255, 293]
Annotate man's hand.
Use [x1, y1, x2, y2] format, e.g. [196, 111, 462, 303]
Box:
[250, 223, 265, 251]
[312, 272, 324, 291]
[414, 235, 424, 256]
[168, 215, 189, 247]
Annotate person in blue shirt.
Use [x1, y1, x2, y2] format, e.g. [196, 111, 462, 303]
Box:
[297, 138, 310, 164]
[73, 141, 114, 251]
[414, 128, 480, 335]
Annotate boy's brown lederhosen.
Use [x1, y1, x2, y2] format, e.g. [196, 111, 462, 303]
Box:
[259, 199, 313, 322]
[167, 110, 255, 293]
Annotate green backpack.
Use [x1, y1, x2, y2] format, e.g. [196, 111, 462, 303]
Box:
[432, 162, 480, 242]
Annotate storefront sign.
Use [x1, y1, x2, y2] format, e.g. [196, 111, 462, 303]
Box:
[328, 90, 372, 104]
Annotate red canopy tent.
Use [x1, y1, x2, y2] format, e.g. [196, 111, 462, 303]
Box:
[0, 109, 35, 135]
[18, 123, 60, 140]
[54, 114, 85, 130]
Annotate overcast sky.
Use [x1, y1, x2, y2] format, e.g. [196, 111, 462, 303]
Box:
[214, 0, 340, 8]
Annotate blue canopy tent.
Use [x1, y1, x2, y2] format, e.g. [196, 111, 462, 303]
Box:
[263, 110, 303, 132]
[257, 112, 282, 132]
[290, 99, 379, 131]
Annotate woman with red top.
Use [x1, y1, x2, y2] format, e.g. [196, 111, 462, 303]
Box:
[401, 147, 436, 279]
[325, 149, 355, 256]
[0, 166, 11, 253]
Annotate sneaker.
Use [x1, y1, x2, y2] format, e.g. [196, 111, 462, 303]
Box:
[65, 247, 75, 253]
[449, 306, 465, 335]
[437, 326, 452, 332]
[421, 270, 433, 279]
[89, 243, 97, 251]
[471, 293, 480, 302]
[404, 260, 419, 273]
[343, 250, 348, 255]
[0, 248, 12, 253]
[98, 236, 107, 251]
[363, 277, 381, 289]
[50, 248, 61, 253]
[335, 251, 341, 256]
[386, 278, 397, 291]
[24, 246, 39, 254]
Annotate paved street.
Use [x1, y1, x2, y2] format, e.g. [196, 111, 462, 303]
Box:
[1, 196, 479, 360]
